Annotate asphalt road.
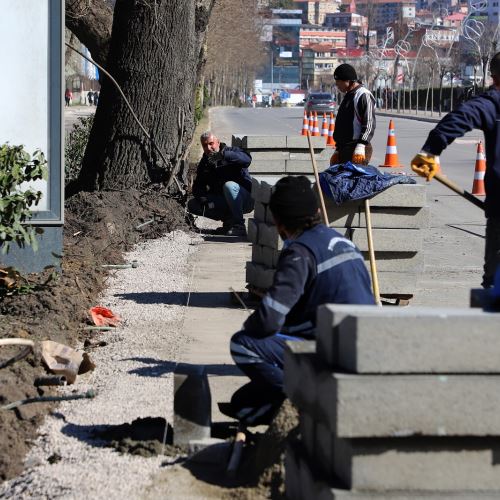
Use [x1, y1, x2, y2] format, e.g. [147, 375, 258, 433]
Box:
[211, 106, 486, 307]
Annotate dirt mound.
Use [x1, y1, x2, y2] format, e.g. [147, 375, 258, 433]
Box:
[0, 189, 188, 481]
[94, 417, 180, 457]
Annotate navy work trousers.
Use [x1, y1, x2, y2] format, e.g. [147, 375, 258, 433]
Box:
[229, 330, 303, 425]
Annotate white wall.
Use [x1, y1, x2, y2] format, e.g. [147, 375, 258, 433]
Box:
[0, 0, 50, 211]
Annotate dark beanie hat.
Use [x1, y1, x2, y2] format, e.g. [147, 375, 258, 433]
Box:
[334, 63, 357, 81]
[269, 176, 318, 221]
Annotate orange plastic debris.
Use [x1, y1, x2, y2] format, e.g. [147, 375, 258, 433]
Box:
[89, 306, 121, 327]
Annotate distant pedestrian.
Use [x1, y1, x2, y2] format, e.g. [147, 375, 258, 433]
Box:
[93, 91, 99, 106]
[87, 91, 93, 106]
[64, 88, 72, 107]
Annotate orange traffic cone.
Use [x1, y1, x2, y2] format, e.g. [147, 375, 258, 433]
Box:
[308, 112, 314, 133]
[321, 113, 329, 138]
[327, 112, 336, 147]
[312, 112, 320, 136]
[301, 111, 309, 136]
[379, 120, 403, 168]
[472, 141, 486, 195]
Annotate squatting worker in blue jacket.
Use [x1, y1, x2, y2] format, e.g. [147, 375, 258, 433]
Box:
[411, 52, 500, 288]
[228, 176, 375, 425]
[188, 131, 253, 237]
[330, 63, 376, 166]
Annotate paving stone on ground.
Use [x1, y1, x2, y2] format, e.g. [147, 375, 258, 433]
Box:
[179, 234, 252, 423]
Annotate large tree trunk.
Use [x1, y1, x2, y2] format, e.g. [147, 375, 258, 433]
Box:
[65, 0, 113, 67]
[69, 0, 213, 193]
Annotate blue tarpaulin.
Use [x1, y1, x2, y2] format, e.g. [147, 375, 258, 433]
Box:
[319, 162, 416, 206]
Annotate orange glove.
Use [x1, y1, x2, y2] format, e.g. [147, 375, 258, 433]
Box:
[411, 152, 440, 181]
[330, 151, 339, 165]
[352, 144, 365, 164]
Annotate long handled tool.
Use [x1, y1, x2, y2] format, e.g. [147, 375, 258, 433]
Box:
[226, 424, 247, 477]
[434, 172, 485, 211]
[364, 199, 381, 306]
[306, 131, 330, 225]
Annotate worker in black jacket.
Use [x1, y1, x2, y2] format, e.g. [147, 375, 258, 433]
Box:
[330, 63, 376, 166]
[411, 52, 500, 288]
[188, 131, 253, 236]
[228, 176, 375, 425]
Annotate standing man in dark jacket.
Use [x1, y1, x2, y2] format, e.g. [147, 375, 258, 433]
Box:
[330, 63, 376, 165]
[411, 53, 500, 288]
[188, 131, 253, 236]
[227, 176, 375, 425]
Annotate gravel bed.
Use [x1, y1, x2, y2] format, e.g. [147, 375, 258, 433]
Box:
[0, 228, 208, 499]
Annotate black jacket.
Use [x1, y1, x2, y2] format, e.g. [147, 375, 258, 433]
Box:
[333, 85, 376, 149]
[192, 143, 252, 197]
[422, 88, 500, 218]
[243, 224, 375, 339]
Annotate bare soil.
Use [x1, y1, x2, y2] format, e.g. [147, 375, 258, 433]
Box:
[0, 189, 188, 481]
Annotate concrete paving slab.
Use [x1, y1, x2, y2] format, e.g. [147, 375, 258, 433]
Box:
[286, 160, 318, 173]
[179, 236, 252, 423]
[350, 228, 423, 252]
[251, 177, 274, 203]
[246, 261, 275, 289]
[242, 135, 287, 149]
[249, 150, 290, 160]
[324, 184, 427, 210]
[376, 271, 418, 295]
[359, 207, 430, 229]
[251, 160, 286, 173]
[287, 136, 327, 149]
[258, 221, 283, 249]
[333, 435, 500, 491]
[287, 442, 500, 499]
[337, 308, 500, 373]
[318, 373, 500, 437]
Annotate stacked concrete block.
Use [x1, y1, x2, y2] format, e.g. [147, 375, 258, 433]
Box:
[284, 303, 500, 499]
[324, 183, 428, 295]
[232, 134, 331, 175]
[240, 132, 428, 296]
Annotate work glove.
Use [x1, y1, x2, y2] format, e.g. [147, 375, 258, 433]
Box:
[330, 150, 339, 165]
[207, 150, 224, 168]
[411, 151, 440, 181]
[352, 143, 366, 164]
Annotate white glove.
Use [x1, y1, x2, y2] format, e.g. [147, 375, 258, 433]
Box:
[352, 144, 366, 164]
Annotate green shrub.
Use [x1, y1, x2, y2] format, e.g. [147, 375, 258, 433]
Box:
[65, 114, 94, 184]
[0, 144, 48, 254]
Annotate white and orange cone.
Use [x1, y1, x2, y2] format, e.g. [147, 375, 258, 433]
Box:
[379, 119, 403, 168]
[312, 112, 320, 136]
[472, 141, 486, 195]
[301, 110, 309, 136]
[327, 112, 336, 147]
[308, 112, 314, 133]
[321, 113, 329, 139]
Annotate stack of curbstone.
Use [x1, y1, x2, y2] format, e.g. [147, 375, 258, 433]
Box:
[324, 183, 429, 296]
[242, 133, 331, 292]
[284, 303, 500, 499]
[246, 178, 428, 296]
[232, 134, 329, 175]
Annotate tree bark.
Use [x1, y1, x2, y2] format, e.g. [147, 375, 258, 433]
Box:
[65, 0, 113, 67]
[70, 0, 214, 193]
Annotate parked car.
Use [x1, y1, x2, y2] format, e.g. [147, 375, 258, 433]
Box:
[304, 92, 336, 113]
